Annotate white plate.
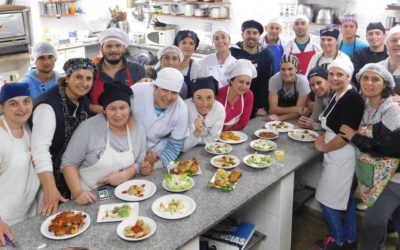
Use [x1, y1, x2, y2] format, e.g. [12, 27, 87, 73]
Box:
[210, 155, 240, 169]
[249, 139, 277, 152]
[243, 154, 274, 169]
[162, 176, 195, 193]
[151, 194, 196, 220]
[208, 170, 239, 191]
[288, 129, 319, 142]
[97, 202, 139, 223]
[218, 131, 248, 144]
[254, 129, 279, 140]
[114, 179, 156, 202]
[167, 160, 202, 176]
[265, 121, 295, 133]
[204, 142, 233, 155]
[40, 210, 90, 240]
[117, 216, 156, 241]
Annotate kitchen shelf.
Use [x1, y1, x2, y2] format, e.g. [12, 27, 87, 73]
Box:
[155, 13, 229, 20]
[153, 0, 230, 4]
[39, 0, 77, 2]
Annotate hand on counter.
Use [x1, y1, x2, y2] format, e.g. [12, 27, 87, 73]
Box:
[140, 160, 153, 176]
[298, 116, 313, 129]
[0, 218, 13, 247]
[74, 189, 96, 205]
[255, 108, 267, 116]
[40, 188, 68, 217]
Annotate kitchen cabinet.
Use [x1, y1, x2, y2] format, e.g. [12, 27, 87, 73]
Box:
[55, 46, 85, 73]
[151, 0, 230, 20]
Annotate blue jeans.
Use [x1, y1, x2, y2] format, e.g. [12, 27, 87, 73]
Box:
[319, 190, 357, 245]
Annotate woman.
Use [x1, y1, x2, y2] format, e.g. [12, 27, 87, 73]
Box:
[305, 25, 349, 76]
[174, 30, 205, 99]
[340, 63, 400, 250]
[314, 56, 364, 250]
[200, 29, 237, 89]
[61, 83, 148, 205]
[298, 67, 332, 130]
[216, 59, 256, 131]
[183, 76, 226, 152]
[0, 83, 40, 242]
[31, 58, 95, 216]
[268, 54, 311, 121]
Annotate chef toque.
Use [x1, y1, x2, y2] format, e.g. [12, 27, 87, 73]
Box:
[98, 28, 129, 47]
[224, 59, 257, 80]
[267, 17, 283, 28]
[327, 56, 354, 78]
[154, 67, 184, 93]
[356, 63, 395, 89]
[212, 28, 231, 40]
[386, 25, 400, 44]
[293, 14, 309, 24]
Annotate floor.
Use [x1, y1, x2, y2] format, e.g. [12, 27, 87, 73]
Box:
[291, 206, 399, 250]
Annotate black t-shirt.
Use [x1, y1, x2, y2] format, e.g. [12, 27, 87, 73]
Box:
[323, 87, 364, 134]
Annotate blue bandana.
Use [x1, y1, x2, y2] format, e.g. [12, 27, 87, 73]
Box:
[0, 83, 31, 103]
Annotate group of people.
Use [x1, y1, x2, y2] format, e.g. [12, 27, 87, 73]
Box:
[0, 13, 399, 250]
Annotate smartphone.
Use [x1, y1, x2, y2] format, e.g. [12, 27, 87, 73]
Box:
[97, 186, 110, 200]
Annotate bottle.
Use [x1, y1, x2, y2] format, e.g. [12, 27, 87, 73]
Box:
[44, 28, 52, 43]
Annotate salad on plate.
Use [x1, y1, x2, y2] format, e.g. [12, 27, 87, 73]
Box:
[244, 152, 273, 168]
[162, 174, 194, 192]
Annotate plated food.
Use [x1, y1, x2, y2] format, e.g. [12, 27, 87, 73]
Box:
[162, 174, 194, 192]
[218, 131, 248, 144]
[97, 203, 139, 223]
[152, 194, 196, 220]
[168, 157, 201, 175]
[265, 121, 294, 133]
[208, 169, 242, 191]
[40, 210, 90, 240]
[254, 129, 279, 140]
[243, 153, 273, 168]
[205, 142, 233, 155]
[211, 155, 240, 169]
[250, 139, 277, 152]
[115, 180, 156, 202]
[288, 129, 319, 142]
[117, 216, 156, 241]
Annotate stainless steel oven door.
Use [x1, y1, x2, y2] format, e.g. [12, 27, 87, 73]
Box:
[0, 12, 25, 39]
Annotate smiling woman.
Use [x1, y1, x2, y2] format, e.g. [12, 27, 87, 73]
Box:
[31, 58, 95, 216]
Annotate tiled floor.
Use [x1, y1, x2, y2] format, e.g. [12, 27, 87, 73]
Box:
[291, 207, 399, 250]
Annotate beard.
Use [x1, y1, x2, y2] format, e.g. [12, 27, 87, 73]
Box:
[104, 54, 123, 65]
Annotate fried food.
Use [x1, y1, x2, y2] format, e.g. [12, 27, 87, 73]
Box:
[123, 219, 151, 238]
[172, 157, 199, 175]
[48, 211, 86, 237]
[229, 170, 242, 183]
[220, 131, 240, 141]
[258, 131, 278, 139]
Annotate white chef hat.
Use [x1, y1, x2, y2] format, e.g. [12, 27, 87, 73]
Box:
[327, 56, 354, 78]
[224, 59, 257, 80]
[267, 17, 283, 27]
[212, 28, 231, 40]
[293, 14, 309, 24]
[157, 45, 184, 62]
[32, 42, 57, 62]
[98, 28, 129, 47]
[154, 67, 184, 93]
[385, 25, 400, 44]
[356, 63, 395, 89]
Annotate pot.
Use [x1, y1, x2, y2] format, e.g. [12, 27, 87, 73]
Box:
[219, 7, 228, 18]
[297, 4, 313, 22]
[316, 8, 333, 25]
[194, 8, 205, 17]
[184, 4, 194, 16]
[209, 7, 219, 18]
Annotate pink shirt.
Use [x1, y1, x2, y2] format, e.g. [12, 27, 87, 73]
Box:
[216, 85, 254, 131]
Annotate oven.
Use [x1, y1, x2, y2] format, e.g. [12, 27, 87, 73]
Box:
[0, 6, 31, 56]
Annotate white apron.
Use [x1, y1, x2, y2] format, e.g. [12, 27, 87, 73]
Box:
[224, 86, 244, 127]
[0, 117, 39, 225]
[315, 85, 356, 210]
[79, 123, 135, 191]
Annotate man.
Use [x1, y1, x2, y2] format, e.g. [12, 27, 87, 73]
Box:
[352, 22, 387, 89]
[259, 18, 287, 74]
[130, 67, 188, 175]
[91, 28, 145, 114]
[379, 25, 400, 95]
[339, 15, 368, 58]
[230, 19, 274, 117]
[19, 42, 60, 100]
[284, 14, 321, 75]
